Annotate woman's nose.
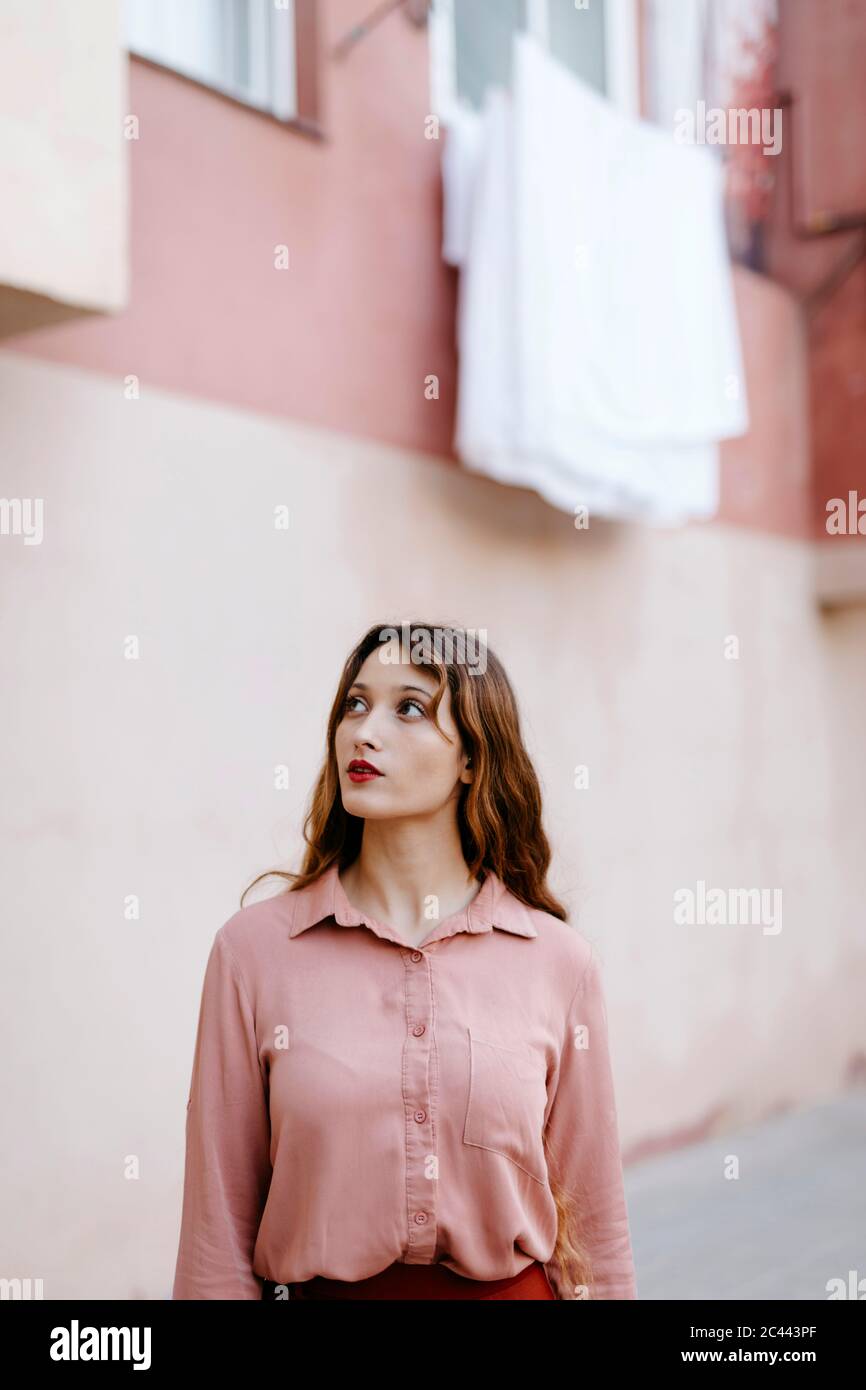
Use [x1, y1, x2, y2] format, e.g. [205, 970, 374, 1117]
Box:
[353, 718, 382, 747]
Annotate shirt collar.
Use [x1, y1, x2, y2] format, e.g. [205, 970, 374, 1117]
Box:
[288, 860, 538, 943]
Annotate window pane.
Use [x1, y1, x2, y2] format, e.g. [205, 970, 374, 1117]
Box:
[455, 0, 528, 110]
[547, 0, 607, 94]
[232, 0, 251, 90]
[124, 0, 296, 121]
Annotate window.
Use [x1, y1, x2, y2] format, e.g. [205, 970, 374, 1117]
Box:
[430, 0, 640, 119]
[123, 0, 298, 122]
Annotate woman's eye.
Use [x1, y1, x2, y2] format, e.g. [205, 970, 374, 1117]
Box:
[344, 694, 425, 717]
[399, 699, 426, 718]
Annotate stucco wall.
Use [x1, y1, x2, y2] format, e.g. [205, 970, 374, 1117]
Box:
[1, 349, 864, 1296]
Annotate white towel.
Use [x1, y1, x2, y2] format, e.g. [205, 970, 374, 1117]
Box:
[441, 99, 484, 269]
[445, 32, 750, 525]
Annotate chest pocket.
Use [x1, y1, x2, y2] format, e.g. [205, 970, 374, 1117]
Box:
[463, 1027, 549, 1184]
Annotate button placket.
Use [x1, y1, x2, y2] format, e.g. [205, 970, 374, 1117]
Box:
[401, 947, 438, 1262]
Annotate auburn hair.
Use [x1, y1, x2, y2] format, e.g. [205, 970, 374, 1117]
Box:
[242, 620, 594, 1298]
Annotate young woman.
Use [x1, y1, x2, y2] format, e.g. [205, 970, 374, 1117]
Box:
[172, 621, 637, 1301]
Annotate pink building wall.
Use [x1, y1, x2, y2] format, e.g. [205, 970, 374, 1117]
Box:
[7, 7, 458, 464]
[765, 0, 866, 541]
[4, 0, 818, 544]
[2, 0, 865, 1299]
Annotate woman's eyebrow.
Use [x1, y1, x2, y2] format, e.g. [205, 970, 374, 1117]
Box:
[351, 682, 432, 696]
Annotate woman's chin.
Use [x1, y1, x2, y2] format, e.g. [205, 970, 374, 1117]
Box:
[342, 786, 392, 817]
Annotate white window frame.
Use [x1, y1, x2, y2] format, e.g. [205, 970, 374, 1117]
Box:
[429, 0, 640, 121]
[123, 0, 297, 123]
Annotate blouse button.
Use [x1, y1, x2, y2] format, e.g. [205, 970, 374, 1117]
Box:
[414, 1109, 426, 1123]
[414, 1212, 428, 1225]
[410, 951, 423, 962]
[412, 1024, 425, 1036]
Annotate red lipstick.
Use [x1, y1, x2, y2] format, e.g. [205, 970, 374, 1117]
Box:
[348, 759, 384, 783]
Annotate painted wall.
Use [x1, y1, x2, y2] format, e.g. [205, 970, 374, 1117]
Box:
[6, 2, 458, 464]
[2, 339, 864, 1296]
[1, 0, 864, 1299]
[764, 0, 866, 594]
[5, 1, 813, 541]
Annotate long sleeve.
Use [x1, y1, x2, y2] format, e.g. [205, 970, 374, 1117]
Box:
[543, 946, 638, 1300]
[172, 928, 272, 1299]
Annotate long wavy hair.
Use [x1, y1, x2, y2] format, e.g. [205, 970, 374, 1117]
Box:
[242, 620, 594, 1298]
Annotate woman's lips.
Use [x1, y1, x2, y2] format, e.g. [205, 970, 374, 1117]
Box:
[348, 763, 383, 783]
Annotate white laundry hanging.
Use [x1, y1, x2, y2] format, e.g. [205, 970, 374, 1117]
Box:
[442, 31, 750, 525]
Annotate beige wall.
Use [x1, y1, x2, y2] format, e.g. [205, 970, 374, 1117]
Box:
[0, 0, 127, 335]
[2, 348, 865, 1296]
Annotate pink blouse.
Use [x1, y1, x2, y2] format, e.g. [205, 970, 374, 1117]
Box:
[171, 861, 638, 1299]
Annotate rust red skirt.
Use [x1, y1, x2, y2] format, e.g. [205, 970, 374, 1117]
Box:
[262, 1259, 555, 1300]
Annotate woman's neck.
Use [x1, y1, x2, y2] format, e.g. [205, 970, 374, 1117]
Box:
[339, 829, 481, 945]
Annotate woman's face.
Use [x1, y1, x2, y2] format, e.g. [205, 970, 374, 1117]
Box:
[335, 651, 472, 821]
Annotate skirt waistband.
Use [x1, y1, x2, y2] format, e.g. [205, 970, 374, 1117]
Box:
[262, 1258, 555, 1300]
